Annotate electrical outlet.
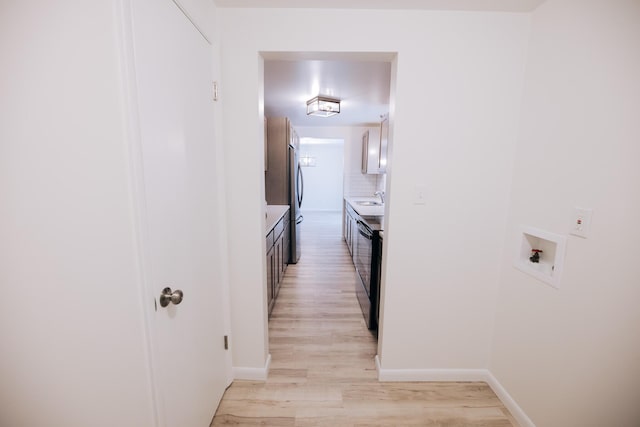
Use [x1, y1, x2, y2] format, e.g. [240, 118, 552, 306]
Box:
[414, 186, 427, 205]
[570, 207, 593, 238]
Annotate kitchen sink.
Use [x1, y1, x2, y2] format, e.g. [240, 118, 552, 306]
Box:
[356, 201, 383, 206]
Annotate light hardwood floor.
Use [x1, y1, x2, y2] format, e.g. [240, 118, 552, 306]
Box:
[211, 211, 517, 426]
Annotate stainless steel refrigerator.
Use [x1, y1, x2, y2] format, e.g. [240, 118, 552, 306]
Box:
[266, 117, 303, 263]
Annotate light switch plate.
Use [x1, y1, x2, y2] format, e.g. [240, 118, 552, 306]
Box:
[570, 207, 593, 238]
[414, 186, 427, 205]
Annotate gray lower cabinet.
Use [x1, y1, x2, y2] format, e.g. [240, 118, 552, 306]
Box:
[266, 209, 290, 317]
[345, 203, 357, 256]
[266, 230, 275, 314]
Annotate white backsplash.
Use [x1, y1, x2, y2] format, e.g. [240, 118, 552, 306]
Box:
[344, 172, 385, 198]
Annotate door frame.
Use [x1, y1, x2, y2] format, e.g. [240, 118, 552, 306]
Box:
[260, 50, 396, 367]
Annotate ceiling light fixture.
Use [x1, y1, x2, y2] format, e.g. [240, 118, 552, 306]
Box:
[306, 95, 340, 117]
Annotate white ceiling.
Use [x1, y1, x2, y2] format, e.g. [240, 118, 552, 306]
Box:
[264, 55, 392, 127]
[215, 0, 545, 12]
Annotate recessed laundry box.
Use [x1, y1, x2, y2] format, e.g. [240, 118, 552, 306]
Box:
[514, 226, 567, 289]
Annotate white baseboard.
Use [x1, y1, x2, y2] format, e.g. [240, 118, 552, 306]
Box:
[378, 367, 489, 382]
[485, 371, 535, 427]
[374, 355, 534, 427]
[375, 356, 487, 382]
[232, 354, 271, 381]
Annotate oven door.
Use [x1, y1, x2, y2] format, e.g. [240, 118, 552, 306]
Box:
[355, 221, 373, 296]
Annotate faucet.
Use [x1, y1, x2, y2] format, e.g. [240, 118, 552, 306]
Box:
[374, 190, 385, 204]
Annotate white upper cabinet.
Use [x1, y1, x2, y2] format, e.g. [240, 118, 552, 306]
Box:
[379, 115, 389, 173]
[361, 116, 389, 175]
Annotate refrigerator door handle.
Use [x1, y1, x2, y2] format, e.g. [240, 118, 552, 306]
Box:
[297, 163, 304, 208]
[296, 215, 304, 225]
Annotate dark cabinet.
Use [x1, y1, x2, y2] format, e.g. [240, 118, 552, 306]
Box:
[283, 215, 290, 265]
[344, 203, 357, 256]
[274, 235, 283, 297]
[266, 208, 289, 317]
[266, 230, 275, 314]
[375, 235, 383, 330]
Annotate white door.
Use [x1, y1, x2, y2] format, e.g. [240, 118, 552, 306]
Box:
[128, 0, 228, 425]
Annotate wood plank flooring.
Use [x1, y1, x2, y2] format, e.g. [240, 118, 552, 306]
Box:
[211, 211, 517, 426]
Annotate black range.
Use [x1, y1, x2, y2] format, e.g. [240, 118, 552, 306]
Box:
[345, 201, 383, 335]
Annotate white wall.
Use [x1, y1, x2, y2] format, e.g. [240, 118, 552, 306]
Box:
[0, 1, 154, 426]
[298, 140, 344, 212]
[378, 12, 528, 371]
[490, 1, 640, 426]
[297, 125, 381, 198]
[220, 41, 269, 372]
[219, 8, 530, 372]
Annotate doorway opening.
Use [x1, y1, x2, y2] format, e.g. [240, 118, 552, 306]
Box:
[298, 138, 344, 213]
[261, 51, 394, 359]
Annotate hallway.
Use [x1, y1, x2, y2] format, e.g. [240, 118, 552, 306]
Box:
[211, 212, 516, 426]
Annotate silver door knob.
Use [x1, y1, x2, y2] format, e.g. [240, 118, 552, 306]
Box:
[159, 287, 184, 307]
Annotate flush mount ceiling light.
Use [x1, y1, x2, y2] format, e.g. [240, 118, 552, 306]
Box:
[306, 95, 340, 117]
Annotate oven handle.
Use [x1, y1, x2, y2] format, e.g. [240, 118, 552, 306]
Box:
[357, 221, 373, 240]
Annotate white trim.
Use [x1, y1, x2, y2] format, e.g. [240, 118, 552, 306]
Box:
[232, 354, 272, 381]
[486, 372, 536, 427]
[171, 0, 211, 44]
[377, 367, 489, 382]
[374, 357, 535, 427]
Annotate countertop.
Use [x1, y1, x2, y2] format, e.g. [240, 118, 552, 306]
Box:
[265, 205, 289, 235]
[345, 197, 385, 217]
[345, 197, 385, 232]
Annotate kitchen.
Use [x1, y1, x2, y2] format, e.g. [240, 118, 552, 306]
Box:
[262, 57, 391, 333]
